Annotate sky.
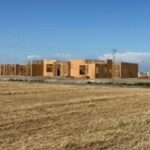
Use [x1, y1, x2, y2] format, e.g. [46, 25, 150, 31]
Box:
[0, 0, 150, 70]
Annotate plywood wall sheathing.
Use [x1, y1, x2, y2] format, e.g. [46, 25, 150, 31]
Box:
[70, 60, 96, 79]
[0, 59, 138, 79]
[70, 59, 113, 79]
[18, 65, 28, 76]
[120, 62, 138, 78]
[112, 63, 138, 78]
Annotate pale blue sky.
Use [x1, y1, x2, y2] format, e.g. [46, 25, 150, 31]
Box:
[0, 0, 150, 65]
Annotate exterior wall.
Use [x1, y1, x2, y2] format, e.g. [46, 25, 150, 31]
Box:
[28, 60, 57, 77]
[5, 65, 9, 75]
[0, 59, 138, 79]
[107, 59, 113, 78]
[0, 65, 6, 75]
[30, 64, 44, 76]
[88, 64, 96, 78]
[95, 59, 112, 78]
[28, 60, 44, 76]
[0, 64, 24, 76]
[70, 60, 96, 79]
[18, 65, 28, 76]
[71, 59, 112, 79]
[27, 60, 70, 77]
[43, 60, 57, 77]
[120, 62, 138, 78]
[43, 60, 71, 77]
[112, 64, 121, 78]
[112, 63, 138, 78]
[56, 61, 70, 77]
[9, 65, 14, 75]
[9, 65, 17, 75]
[15, 65, 20, 75]
[96, 64, 111, 78]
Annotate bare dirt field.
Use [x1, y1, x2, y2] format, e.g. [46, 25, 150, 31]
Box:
[0, 82, 150, 150]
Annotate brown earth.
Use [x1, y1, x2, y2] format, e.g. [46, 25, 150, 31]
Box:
[0, 82, 150, 150]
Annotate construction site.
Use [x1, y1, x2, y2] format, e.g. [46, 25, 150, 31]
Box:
[0, 59, 138, 79]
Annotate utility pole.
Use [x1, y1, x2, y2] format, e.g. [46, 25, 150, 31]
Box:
[112, 49, 117, 64]
[112, 49, 117, 79]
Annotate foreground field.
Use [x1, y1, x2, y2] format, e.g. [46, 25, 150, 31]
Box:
[0, 82, 150, 150]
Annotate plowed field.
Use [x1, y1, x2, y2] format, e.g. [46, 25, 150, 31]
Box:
[0, 82, 150, 150]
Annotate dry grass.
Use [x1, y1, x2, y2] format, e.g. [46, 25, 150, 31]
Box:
[0, 81, 150, 150]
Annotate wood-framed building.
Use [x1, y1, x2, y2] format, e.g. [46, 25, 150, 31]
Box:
[112, 62, 138, 78]
[70, 59, 113, 79]
[0, 59, 139, 79]
[0, 64, 28, 76]
[28, 60, 70, 77]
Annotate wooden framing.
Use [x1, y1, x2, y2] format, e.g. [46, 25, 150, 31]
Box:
[70, 59, 113, 79]
[27, 60, 70, 77]
[112, 62, 138, 78]
[18, 65, 28, 76]
[0, 65, 6, 75]
[27, 60, 44, 76]
[0, 64, 27, 76]
[0, 59, 138, 78]
[55, 61, 70, 77]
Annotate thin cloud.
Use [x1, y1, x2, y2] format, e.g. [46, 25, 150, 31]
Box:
[52, 53, 71, 60]
[27, 55, 42, 60]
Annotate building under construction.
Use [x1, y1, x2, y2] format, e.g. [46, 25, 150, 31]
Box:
[0, 64, 28, 76]
[28, 60, 70, 77]
[70, 59, 113, 78]
[0, 59, 138, 79]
